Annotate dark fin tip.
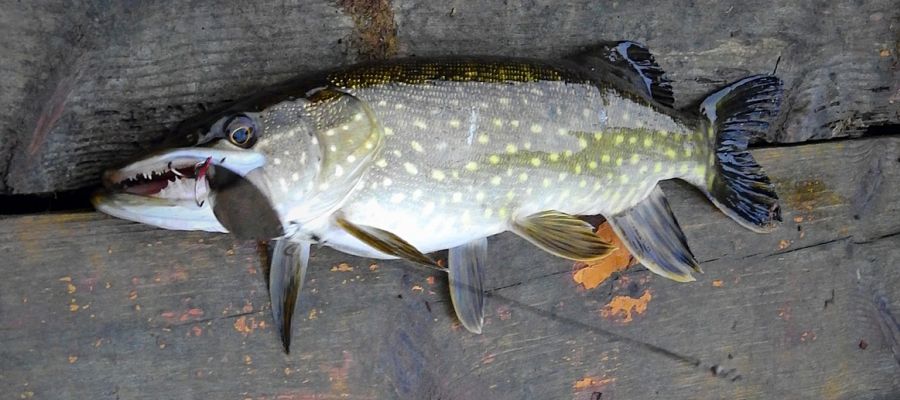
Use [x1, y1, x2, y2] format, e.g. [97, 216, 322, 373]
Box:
[702, 75, 784, 232]
[574, 41, 675, 108]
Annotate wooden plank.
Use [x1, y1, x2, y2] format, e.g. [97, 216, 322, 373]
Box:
[1, 136, 898, 399]
[0, 1, 897, 194]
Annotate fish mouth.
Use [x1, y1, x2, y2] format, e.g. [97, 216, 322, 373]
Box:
[92, 148, 266, 232]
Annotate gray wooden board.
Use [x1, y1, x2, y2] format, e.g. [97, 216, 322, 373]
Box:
[1, 136, 899, 399]
[0, 0, 897, 194]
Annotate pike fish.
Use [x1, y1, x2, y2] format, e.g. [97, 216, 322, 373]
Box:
[93, 41, 783, 352]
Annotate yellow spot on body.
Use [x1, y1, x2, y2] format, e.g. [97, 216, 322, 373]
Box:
[394, 103, 404, 110]
[620, 175, 629, 184]
[499, 97, 510, 105]
[589, 161, 598, 169]
[574, 164, 582, 174]
[523, 142, 532, 150]
[601, 154, 611, 163]
[325, 129, 336, 136]
[644, 138, 653, 147]
[452, 192, 463, 203]
[377, 100, 387, 107]
[412, 189, 423, 200]
[579, 137, 588, 149]
[630, 154, 640, 164]
[559, 172, 568, 182]
[549, 153, 560, 162]
[615, 157, 623, 166]
[519, 172, 528, 182]
[564, 150, 573, 158]
[390, 193, 406, 203]
[476, 192, 485, 201]
[629, 137, 637, 145]
[392, 150, 402, 158]
[684, 146, 693, 157]
[498, 207, 508, 218]
[431, 169, 446, 181]
[478, 134, 490, 144]
[291, 173, 300, 181]
[506, 190, 515, 200]
[461, 210, 472, 226]
[449, 120, 461, 128]
[493, 118, 503, 127]
[341, 124, 350, 131]
[615, 135, 625, 145]
[579, 180, 588, 188]
[623, 112, 631, 121]
[452, 170, 459, 179]
[334, 165, 344, 177]
[403, 162, 418, 175]
[484, 208, 493, 218]
[659, 130, 669, 137]
[382, 177, 393, 187]
[531, 124, 543, 133]
[530, 157, 541, 167]
[654, 162, 663, 173]
[665, 148, 677, 159]
[510, 120, 520, 128]
[364, 141, 374, 150]
[506, 144, 518, 154]
[384, 127, 394, 135]
[346, 154, 357, 163]
[543, 178, 552, 187]
[489, 155, 501, 164]
[639, 165, 648, 174]
[490, 176, 502, 185]
[412, 120, 427, 129]
[376, 159, 387, 168]
[594, 132, 603, 140]
[680, 164, 690, 174]
[557, 128, 568, 136]
[694, 165, 707, 177]
[411, 141, 424, 152]
[273, 158, 282, 165]
[465, 161, 478, 171]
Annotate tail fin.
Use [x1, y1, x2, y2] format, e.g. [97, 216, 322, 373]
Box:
[700, 75, 783, 233]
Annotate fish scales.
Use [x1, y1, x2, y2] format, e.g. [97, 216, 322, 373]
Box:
[323, 62, 705, 255]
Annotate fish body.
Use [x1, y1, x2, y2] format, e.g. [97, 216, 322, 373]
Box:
[93, 42, 783, 351]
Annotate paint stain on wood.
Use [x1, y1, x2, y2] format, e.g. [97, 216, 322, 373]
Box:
[337, 0, 398, 60]
[600, 290, 652, 323]
[331, 263, 354, 272]
[573, 222, 637, 290]
[28, 75, 75, 156]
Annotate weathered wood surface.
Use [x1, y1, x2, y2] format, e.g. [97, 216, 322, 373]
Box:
[1, 136, 898, 399]
[0, 0, 897, 194]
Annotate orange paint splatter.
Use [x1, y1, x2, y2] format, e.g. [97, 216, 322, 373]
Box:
[368, 263, 379, 271]
[573, 376, 614, 390]
[600, 290, 652, 323]
[234, 316, 252, 335]
[68, 355, 78, 364]
[573, 222, 636, 289]
[778, 239, 792, 250]
[190, 326, 203, 337]
[411, 285, 424, 293]
[426, 276, 436, 286]
[330, 263, 354, 272]
[793, 216, 804, 223]
[712, 280, 724, 287]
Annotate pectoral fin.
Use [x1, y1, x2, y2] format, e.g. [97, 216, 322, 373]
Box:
[268, 239, 310, 353]
[511, 211, 616, 261]
[606, 186, 700, 282]
[448, 238, 487, 334]
[335, 215, 439, 268]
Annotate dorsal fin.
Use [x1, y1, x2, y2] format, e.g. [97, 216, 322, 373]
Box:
[571, 41, 675, 108]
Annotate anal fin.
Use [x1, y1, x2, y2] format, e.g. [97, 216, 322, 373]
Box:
[606, 186, 699, 282]
[448, 238, 488, 334]
[268, 239, 310, 353]
[335, 215, 440, 268]
[511, 211, 616, 261]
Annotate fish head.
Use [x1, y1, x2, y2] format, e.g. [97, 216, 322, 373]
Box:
[92, 99, 323, 237]
[93, 89, 382, 238]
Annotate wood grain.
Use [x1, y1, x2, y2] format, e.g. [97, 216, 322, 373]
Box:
[0, 0, 897, 194]
[1, 136, 898, 399]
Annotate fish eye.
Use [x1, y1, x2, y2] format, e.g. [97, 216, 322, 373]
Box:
[224, 115, 257, 148]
